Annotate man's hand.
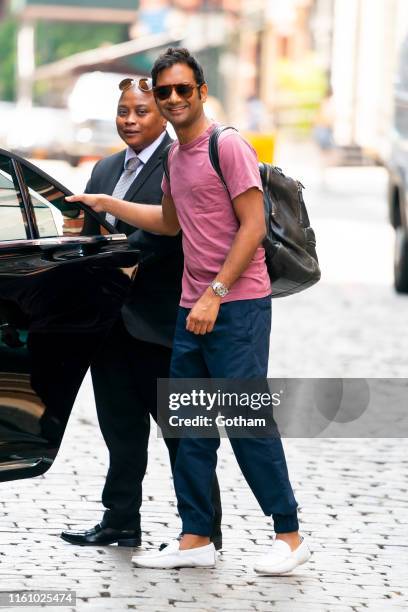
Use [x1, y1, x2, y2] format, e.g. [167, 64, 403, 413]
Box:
[186, 287, 222, 335]
[66, 193, 110, 213]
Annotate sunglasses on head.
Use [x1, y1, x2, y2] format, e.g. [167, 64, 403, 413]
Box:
[119, 77, 153, 93]
[153, 82, 204, 101]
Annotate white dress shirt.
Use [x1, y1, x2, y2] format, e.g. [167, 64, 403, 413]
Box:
[124, 129, 167, 176]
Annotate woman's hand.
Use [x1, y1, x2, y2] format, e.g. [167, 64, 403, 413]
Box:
[65, 193, 111, 213]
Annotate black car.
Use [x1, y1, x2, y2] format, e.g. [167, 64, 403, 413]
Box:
[0, 148, 139, 482]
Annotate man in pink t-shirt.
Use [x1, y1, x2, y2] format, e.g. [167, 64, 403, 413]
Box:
[161, 123, 271, 308]
[68, 47, 310, 575]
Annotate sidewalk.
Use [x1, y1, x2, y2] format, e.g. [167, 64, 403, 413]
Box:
[0, 373, 406, 611]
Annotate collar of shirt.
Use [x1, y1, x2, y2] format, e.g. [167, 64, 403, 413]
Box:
[124, 130, 167, 170]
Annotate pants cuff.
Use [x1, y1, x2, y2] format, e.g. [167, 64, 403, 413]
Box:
[101, 515, 141, 531]
[272, 513, 299, 533]
[182, 522, 212, 537]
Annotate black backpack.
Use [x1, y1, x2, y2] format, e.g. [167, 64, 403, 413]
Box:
[163, 125, 321, 298]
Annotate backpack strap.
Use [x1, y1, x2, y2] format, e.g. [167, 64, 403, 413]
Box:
[208, 125, 238, 198]
[162, 142, 175, 182]
[163, 126, 238, 191]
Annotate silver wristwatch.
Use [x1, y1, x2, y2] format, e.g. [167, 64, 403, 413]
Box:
[210, 280, 229, 297]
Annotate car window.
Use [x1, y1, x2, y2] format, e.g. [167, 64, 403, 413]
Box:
[19, 164, 86, 238]
[0, 155, 28, 241]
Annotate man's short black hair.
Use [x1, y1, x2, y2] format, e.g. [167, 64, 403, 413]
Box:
[151, 47, 205, 86]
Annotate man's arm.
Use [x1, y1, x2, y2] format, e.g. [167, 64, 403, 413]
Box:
[186, 186, 266, 335]
[66, 192, 180, 236]
[212, 187, 266, 288]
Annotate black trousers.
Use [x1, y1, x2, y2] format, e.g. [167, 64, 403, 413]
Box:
[91, 318, 222, 536]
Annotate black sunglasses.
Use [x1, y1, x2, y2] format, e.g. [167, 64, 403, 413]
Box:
[153, 82, 204, 101]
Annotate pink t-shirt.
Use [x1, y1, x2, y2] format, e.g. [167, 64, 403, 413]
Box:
[162, 123, 271, 308]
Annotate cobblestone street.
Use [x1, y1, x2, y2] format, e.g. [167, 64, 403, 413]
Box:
[0, 144, 407, 611]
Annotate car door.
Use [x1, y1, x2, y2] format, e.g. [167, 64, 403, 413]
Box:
[0, 149, 139, 482]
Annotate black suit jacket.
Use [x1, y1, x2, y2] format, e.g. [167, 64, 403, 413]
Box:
[83, 132, 183, 347]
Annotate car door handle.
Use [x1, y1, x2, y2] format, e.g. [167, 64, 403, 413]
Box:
[41, 242, 139, 267]
[0, 458, 44, 472]
[47, 246, 111, 262]
[41, 242, 100, 262]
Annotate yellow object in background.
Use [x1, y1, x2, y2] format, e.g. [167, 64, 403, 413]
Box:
[244, 132, 276, 164]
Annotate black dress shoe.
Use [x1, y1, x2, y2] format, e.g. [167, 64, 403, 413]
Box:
[159, 532, 223, 552]
[60, 523, 141, 547]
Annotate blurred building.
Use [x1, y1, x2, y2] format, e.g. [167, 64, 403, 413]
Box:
[258, 0, 324, 132]
[329, 0, 408, 164]
[6, 0, 407, 164]
[1, 0, 326, 162]
[10, 0, 140, 109]
[9, 0, 322, 123]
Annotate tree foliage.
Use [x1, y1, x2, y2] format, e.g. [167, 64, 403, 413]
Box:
[0, 18, 17, 101]
[35, 21, 127, 65]
[0, 17, 127, 102]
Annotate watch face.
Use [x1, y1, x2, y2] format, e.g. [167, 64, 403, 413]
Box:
[212, 282, 228, 297]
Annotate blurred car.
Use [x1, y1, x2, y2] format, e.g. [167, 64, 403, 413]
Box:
[5, 106, 71, 161]
[0, 147, 139, 483]
[387, 35, 408, 293]
[4, 73, 129, 166]
[64, 71, 127, 165]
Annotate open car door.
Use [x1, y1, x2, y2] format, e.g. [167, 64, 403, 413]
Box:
[0, 149, 139, 482]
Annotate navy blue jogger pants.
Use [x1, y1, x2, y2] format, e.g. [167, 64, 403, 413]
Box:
[170, 296, 299, 535]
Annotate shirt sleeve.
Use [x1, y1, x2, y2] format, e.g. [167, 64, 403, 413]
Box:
[218, 131, 263, 201]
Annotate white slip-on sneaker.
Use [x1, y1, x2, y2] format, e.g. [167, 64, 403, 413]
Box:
[157, 538, 181, 553]
[132, 542, 217, 569]
[131, 539, 180, 566]
[254, 536, 311, 575]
